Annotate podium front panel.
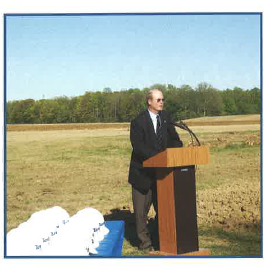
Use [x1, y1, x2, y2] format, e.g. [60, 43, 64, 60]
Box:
[156, 168, 177, 254]
[156, 166, 199, 255]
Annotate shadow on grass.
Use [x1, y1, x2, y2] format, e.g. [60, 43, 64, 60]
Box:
[198, 222, 261, 256]
[104, 208, 138, 248]
[104, 208, 159, 250]
[104, 209, 261, 256]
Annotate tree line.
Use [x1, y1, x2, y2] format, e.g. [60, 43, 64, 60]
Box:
[6, 82, 261, 124]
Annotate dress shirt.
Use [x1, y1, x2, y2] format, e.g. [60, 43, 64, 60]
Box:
[148, 109, 159, 133]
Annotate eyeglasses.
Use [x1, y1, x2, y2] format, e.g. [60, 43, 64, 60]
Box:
[156, 98, 165, 103]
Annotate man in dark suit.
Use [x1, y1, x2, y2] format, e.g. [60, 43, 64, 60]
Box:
[128, 89, 183, 252]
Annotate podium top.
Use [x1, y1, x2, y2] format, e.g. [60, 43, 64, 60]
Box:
[143, 146, 210, 168]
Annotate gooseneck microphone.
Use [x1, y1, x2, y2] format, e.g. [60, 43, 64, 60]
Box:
[171, 120, 201, 146]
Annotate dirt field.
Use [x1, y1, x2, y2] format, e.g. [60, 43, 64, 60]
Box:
[6, 114, 260, 132]
[5, 114, 261, 256]
[184, 114, 260, 125]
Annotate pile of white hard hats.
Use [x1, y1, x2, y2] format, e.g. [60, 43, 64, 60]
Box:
[6, 206, 109, 256]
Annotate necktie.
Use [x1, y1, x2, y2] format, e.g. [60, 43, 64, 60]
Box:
[156, 114, 163, 151]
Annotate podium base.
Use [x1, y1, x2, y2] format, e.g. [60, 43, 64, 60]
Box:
[149, 248, 210, 256]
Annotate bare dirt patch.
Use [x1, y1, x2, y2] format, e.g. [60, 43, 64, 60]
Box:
[6, 115, 261, 132]
[6, 123, 130, 132]
[197, 179, 260, 231]
[184, 114, 260, 124]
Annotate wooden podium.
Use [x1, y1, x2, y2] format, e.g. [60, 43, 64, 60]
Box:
[143, 146, 210, 255]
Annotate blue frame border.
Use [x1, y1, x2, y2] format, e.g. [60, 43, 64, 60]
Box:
[3, 12, 262, 18]
[3, 13, 7, 258]
[3, 12, 263, 259]
[259, 12, 263, 258]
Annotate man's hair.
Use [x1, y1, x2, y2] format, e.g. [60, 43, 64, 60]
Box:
[146, 88, 162, 107]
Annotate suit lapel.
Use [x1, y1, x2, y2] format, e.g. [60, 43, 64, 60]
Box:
[159, 111, 168, 148]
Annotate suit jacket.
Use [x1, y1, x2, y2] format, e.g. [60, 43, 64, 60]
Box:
[128, 110, 183, 194]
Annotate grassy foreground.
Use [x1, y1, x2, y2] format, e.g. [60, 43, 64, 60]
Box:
[6, 117, 261, 257]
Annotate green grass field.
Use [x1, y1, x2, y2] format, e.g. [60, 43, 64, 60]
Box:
[6, 115, 261, 256]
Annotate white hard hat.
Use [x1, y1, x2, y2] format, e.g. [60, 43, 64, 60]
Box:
[7, 206, 71, 256]
[73, 207, 109, 241]
[6, 228, 22, 256]
[70, 212, 101, 247]
[83, 208, 109, 236]
[47, 217, 97, 256]
[28, 206, 70, 231]
[7, 207, 107, 256]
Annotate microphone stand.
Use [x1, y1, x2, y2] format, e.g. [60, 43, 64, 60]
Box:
[171, 120, 201, 146]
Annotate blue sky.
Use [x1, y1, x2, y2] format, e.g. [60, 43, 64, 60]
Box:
[5, 13, 261, 101]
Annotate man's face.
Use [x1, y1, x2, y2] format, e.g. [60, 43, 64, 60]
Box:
[148, 90, 164, 114]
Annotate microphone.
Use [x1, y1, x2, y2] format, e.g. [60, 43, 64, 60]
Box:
[171, 120, 201, 146]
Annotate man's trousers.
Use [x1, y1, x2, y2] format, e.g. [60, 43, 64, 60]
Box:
[132, 183, 158, 249]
